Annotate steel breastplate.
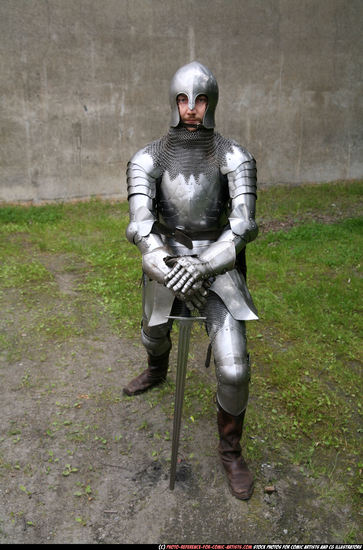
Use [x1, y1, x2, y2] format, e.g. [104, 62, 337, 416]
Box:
[151, 126, 230, 232]
[157, 170, 228, 232]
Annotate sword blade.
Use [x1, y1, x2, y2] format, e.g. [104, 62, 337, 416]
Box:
[169, 320, 192, 490]
[167, 315, 206, 491]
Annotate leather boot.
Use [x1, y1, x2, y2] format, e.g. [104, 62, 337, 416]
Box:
[123, 350, 169, 396]
[217, 402, 254, 500]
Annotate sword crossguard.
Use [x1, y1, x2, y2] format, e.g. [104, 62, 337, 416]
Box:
[166, 315, 206, 323]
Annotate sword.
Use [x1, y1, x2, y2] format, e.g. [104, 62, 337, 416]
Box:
[167, 314, 206, 490]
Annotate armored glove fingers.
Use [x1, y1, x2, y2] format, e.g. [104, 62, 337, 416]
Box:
[164, 256, 211, 295]
[164, 256, 213, 310]
[177, 286, 208, 311]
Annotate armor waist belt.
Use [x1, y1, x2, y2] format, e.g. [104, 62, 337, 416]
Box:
[152, 221, 222, 249]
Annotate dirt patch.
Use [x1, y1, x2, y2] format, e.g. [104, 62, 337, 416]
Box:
[0, 253, 360, 544]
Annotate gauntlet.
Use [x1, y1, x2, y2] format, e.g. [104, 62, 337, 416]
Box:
[164, 240, 235, 296]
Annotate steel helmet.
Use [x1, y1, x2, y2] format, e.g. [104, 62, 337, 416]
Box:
[169, 61, 219, 129]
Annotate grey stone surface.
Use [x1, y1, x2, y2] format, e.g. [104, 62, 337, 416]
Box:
[0, 0, 362, 203]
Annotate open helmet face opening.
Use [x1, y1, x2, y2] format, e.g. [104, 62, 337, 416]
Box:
[169, 61, 219, 129]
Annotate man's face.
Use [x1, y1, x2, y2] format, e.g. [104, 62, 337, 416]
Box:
[177, 94, 208, 130]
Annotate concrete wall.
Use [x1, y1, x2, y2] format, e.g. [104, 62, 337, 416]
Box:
[0, 0, 362, 203]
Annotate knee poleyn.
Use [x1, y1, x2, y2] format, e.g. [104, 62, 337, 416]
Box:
[216, 358, 250, 388]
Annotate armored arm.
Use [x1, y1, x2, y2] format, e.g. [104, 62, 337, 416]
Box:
[199, 148, 258, 272]
[126, 149, 170, 285]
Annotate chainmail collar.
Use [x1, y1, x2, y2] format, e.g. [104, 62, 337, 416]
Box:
[167, 124, 215, 143]
[145, 125, 235, 183]
[158, 125, 218, 182]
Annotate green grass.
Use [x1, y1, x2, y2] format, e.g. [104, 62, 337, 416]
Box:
[0, 260, 53, 287]
[256, 179, 362, 223]
[0, 180, 362, 506]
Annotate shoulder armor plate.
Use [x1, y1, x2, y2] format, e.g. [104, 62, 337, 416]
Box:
[127, 139, 164, 199]
[220, 142, 254, 175]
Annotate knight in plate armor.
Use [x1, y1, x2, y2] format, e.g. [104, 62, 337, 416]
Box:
[123, 61, 258, 500]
